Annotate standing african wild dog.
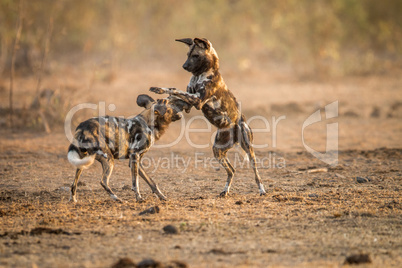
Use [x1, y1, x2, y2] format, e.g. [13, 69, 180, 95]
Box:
[150, 37, 266, 197]
[67, 94, 191, 202]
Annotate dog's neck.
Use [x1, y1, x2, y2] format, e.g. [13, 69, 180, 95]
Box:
[191, 65, 224, 83]
[139, 109, 170, 141]
[191, 68, 215, 83]
[189, 67, 226, 94]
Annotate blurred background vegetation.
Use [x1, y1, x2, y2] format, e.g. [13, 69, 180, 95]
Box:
[0, 0, 401, 78]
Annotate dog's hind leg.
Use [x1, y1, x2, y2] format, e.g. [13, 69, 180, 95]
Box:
[239, 120, 266, 195]
[99, 156, 121, 202]
[214, 149, 235, 197]
[139, 165, 167, 201]
[213, 129, 236, 197]
[70, 168, 83, 202]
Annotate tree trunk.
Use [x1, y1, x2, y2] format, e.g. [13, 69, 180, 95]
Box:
[9, 0, 24, 129]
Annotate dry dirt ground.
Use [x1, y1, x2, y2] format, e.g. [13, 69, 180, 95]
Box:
[0, 61, 401, 267]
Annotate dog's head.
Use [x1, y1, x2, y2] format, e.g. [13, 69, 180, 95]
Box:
[136, 94, 190, 123]
[176, 38, 219, 76]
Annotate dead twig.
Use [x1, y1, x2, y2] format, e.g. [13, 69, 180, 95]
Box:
[9, 0, 24, 129]
[307, 168, 328, 174]
[34, 14, 54, 133]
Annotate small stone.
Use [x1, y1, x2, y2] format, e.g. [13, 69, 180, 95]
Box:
[165, 260, 189, 268]
[370, 106, 380, 118]
[308, 194, 319, 198]
[356, 177, 369, 183]
[163, 224, 178, 234]
[122, 185, 131, 190]
[335, 173, 345, 179]
[139, 206, 160, 216]
[333, 212, 342, 218]
[344, 253, 372, 264]
[111, 257, 136, 268]
[235, 200, 243, 205]
[263, 249, 277, 253]
[77, 181, 86, 186]
[344, 110, 359, 117]
[137, 258, 162, 268]
[289, 197, 303, 201]
[272, 194, 288, 202]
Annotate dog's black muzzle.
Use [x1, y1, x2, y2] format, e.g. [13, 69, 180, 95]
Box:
[182, 62, 191, 72]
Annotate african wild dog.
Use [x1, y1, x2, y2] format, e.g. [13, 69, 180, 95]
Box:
[150, 37, 266, 197]
[67, 94, 191, 202]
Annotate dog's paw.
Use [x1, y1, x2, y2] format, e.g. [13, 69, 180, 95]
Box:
[69, 195, 78, 203]
[149, 87, 166, 94]
[219, 191, 229, 198]
[115, 198, 124, 203]
[157, 195, 167, 201]
[259, 184, 266, 196]
[136, 198, 146, 203]
[110, 194, 124, 203]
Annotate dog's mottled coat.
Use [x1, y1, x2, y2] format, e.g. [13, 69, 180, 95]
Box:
[67, 94, 190, 202]
[151, 37, 266, 196]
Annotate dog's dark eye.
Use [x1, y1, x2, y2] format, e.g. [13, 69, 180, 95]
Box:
[192, 54, 199, 58]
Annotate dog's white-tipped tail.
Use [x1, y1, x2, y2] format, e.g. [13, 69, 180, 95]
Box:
[67, 150, 95, 169]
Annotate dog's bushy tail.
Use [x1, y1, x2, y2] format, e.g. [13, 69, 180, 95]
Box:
[67, 144, 96, 169]
[67, 125, 107, 169]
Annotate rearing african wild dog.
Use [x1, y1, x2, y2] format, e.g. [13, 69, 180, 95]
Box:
[150, 37, 266, 197]
[67, 94, 191, 202]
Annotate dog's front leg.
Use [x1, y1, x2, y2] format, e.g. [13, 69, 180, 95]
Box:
[150, 87, 202, 109]
[130, 153, 144, 202]
[138, 165, 167, 201]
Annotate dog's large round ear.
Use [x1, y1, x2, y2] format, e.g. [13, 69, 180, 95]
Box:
[137, 94, 155, 109]
[175, 38, 194, 46]
[194, 38, 210, 50]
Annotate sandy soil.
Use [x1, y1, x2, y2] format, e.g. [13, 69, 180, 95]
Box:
[0, 61, 401, 267]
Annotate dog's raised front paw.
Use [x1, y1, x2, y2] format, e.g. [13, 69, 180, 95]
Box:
[150, 87, 167, 94]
